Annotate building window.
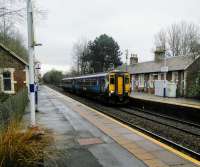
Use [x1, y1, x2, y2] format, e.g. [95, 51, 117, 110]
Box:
[3, 71, 12, 91]
[172, 72, 179, 83]
[138, 74, 144, 87]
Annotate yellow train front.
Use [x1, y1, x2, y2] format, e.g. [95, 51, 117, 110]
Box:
[108, 71, 131, 104]
[62, 71, 131, 104]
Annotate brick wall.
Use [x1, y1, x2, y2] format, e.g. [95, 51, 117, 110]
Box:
[13, 70, 26, 92]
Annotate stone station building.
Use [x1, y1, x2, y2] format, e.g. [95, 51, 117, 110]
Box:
[119, 49, 200, 97]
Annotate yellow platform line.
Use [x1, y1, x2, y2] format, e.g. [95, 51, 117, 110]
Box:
[46, 86, 200, 166]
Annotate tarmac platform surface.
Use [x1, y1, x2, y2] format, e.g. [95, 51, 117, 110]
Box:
[36, 86, 200, 167]
[131, 92, 200, 110]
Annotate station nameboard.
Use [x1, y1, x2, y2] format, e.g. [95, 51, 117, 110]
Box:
[161, 66, 168, 72]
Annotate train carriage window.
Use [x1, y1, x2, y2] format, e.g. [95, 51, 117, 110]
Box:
[93, 81, 97, 86]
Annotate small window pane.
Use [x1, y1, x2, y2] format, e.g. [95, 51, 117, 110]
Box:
[4, 79, 11, 91]
[3, 72, 11, 78]
[3, 71, 12, 91]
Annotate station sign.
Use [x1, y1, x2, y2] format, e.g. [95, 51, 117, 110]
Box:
[161, 66, 168, 72]
[35, 63, 41, 70]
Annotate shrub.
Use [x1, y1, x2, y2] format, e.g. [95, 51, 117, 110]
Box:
[0, 89, 61, 167]
[187, 72, 200, 99]
[0, 93, 10, 103]
[0, 88, 28, 129]
[43, 70, 64, 86]
[0, 121, 53, 167]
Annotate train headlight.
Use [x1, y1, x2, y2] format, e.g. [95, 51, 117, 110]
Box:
[109, 91, 114, 96]
[110, 90, 114, 94]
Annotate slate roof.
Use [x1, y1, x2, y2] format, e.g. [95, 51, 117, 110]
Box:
[0, 43, 28, 66]
[118, 55, 199, 74]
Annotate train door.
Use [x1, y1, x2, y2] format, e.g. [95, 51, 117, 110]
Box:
[117, 75, 123, 95]
[100, 78, 105, 93]
[109, 74, 115, 94]
[125, 74, 130, 94]
[72, 79, 75, 92]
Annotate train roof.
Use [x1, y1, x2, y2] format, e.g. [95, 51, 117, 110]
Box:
[62, 70, 129, 81]
[62, 72, 108, 80]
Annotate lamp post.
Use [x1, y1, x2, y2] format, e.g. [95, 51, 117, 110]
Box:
[27, 0, 36, 127]
[125, 49, 129, 72]
[161, 50, 168, 97]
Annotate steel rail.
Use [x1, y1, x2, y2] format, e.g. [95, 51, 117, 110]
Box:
[118, 107, 200, 137]
[89, 105, 200, 161]
[128, 106, 200, 128]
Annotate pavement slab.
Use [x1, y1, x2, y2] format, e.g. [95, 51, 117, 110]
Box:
[35, 86, 148, 167]
[31, 86, 200, 167]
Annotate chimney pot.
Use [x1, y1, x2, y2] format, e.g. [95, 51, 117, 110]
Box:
[130, 54, 138, 65]
[154, 47, 165, 62]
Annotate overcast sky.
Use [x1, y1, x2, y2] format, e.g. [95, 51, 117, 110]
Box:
[34, 0, 200, 74]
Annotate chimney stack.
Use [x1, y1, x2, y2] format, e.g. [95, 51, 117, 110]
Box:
[154, 47, 165, 62]
[130, 54, 138, 65]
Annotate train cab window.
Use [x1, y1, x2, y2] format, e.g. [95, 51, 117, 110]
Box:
[110, 76, 115, 84]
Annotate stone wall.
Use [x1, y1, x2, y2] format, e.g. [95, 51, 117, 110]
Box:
[14, 70, 26, 92]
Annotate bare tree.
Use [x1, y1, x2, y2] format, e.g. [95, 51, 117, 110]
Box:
[71, 39, 90, 75]
[154, 29, 167, 51]
[0, 0, 46, 36]
[168, 23, 181, 56]
[154, 22, 200, 57]
[0, 0, 47, 60]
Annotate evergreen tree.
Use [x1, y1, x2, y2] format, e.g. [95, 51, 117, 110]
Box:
[88, 34, 122, 72]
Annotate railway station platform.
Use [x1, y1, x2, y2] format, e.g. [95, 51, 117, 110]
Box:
[35, 86, 199, 167]
[130, 92, 200, 110]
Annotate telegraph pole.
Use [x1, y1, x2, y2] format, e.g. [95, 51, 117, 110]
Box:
[125, 49, 129, 72]
[3, 0, 6, 43]
[161, 49, 168, 97]
[27, 0, 36, 127]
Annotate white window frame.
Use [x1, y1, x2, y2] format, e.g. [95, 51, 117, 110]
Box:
[138, 74, 144, 87]
[1, 68, 15, 94]
[23, 66, 29, 86]
[158, 73, 161, 80]
[172, 71, 179, 83]
[149, 74, 154, 88]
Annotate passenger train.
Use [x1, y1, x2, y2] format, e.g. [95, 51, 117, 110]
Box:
[61, 71, 131, 104]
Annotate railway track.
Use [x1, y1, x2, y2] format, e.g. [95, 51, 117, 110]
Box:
[48, 86, 200, 160]
[90, 105, 200, 161]
[128, 106, 200, 128]
[118, 107, 200, 137]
